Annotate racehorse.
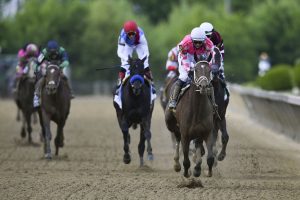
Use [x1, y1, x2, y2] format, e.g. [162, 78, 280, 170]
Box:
[165, 61, 215, 178]
[15, 57, 38, 143]
[38, 63, 71, 159]
[113, 56, 154, 166]
[211, 65, 229, 161]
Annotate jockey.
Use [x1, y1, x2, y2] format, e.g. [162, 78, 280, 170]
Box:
[168, 27, 218, 111]
[117, 20, 153, 87]
[16, 43, 39, 77]
[165, 46, 179, 78]
[199, 22, 227, 87]
[199, 22, 229, 97]
[13, 43, 39, 93]
[33, 40, 72, 108]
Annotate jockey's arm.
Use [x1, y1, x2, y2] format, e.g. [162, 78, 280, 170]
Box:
[37, 48, 47, 64]
[59, 47, 69, 69]
[137, 35, 150, 68]
[117, 35, 129, 68]
[178, 45, 191, 72]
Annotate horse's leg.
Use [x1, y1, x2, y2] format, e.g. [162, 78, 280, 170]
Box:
[193, 138, 203, 177]
[122, 128, 131, 164]
[144, 118, 153, 162]
[181, 137, 191, 178]
[168, 131, 176, 149]
[16, 108, 21, 121]
[55, 122, 65, 156]
[32, 111, 38, 124]
[171, 126, 181, 172]
[218, 118, 229, 161]
[38, 110, 45, 143]
[42, 112, 52, 159]
[25, 111, 33, 143]
[211, 122, 219, 167]
[205, 132, 215, 177]
[21, 112, 26, 138]
[138, 125, 146, 166]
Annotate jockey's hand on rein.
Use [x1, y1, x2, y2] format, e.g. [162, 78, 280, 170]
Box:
[211, 64, 219, 75]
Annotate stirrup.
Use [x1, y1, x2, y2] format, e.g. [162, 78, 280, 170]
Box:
[168, 100, 177, 112]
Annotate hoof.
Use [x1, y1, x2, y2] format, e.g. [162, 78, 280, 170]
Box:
[174, 163, 181, 172]
[21, 129, 26, 138]
[140, 159, 144, 167]
[147, 153, 154, 161]
[45, 153, 52, 160]
[218, 152, 226, 161]
[193, 168, 201, 177]
[207, 170, 212, 177]
[123, 154, 131, 164]
[183, 169, 191, 178]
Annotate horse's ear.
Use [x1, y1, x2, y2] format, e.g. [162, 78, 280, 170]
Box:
[141, 56, 147, 63]
[128, 55, 132, 62]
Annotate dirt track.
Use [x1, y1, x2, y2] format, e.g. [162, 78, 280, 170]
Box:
[0, 94, 300, 200]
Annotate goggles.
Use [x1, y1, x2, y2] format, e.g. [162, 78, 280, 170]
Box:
[127, 31, 136, 37]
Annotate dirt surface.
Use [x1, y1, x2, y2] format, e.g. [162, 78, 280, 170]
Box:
[0, 94, 300, 200]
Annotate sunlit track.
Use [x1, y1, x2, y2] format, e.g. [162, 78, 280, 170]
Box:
[0, 95, 300, 200]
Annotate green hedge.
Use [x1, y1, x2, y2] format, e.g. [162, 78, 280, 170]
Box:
[256, 65, 293, 91]
[293, 64, 300, 88]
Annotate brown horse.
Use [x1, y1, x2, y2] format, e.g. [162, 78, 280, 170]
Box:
[38, 64, 71, 159]
[165, 61, 215, 178]
[15, 57, 37, 143]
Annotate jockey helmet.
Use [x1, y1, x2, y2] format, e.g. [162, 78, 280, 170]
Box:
[47, 40, 60, 60]
[191, 27, 206, 42]
[26, 43, 38, 56]
[47, 40, 59, 51]
[18, 49, 26, 59]
[199, 22, 214, 36]
[123, 20, 138, 33]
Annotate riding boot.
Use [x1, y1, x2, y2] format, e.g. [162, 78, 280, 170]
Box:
[115, 70, 125, 95]
[33, 77, 45, 108]
[13, 77, 21, 95]
[168, 79, 184, 111]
